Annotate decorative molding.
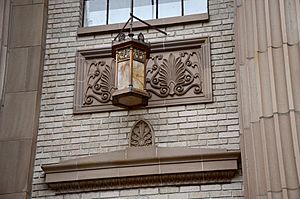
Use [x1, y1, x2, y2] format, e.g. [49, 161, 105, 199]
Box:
[84, 60, 115, 105]
[42, 147, 240, 193]
[130, 120, 154, 147]
[147, 51, 203, 98]
[48, 171, 236, 193]
[74, 38, 212, 113]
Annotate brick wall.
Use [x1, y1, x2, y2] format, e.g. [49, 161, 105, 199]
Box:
[32, 0, 243, 198]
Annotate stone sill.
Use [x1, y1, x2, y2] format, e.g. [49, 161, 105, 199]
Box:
[42, 147, 240, 192]
[77, 13, 209, 36]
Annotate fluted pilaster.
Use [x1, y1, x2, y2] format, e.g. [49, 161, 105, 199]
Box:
[235, 0, 300, 198]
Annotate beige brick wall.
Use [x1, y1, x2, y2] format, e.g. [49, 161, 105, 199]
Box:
[32, 0, 243, 198]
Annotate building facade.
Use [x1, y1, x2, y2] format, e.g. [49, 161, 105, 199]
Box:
[0, 0, 299, 199]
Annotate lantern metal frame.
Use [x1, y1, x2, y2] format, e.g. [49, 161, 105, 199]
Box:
[111, 1, 167, 109]
[112, 38, 150, 108]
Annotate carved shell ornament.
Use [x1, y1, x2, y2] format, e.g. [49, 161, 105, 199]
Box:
[147, 51, 203, 98]
[84, 60, 115, 105]
[130, 120, 154, 147]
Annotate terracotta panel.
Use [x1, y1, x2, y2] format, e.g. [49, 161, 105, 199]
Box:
[287, 44, 300, 111]
[239, 63, 251, 128]
[235, 0, 246, 65]
[160, 162, 203, 174]
[202, 160, 237, 171]
[242, 127, 256, 198]
[283, 0, 299, 45]
[27, 46, 43, 91]
[296, 111, 300, 147]
[0, 0, 10, 46]
[271, 47, 289, 113]
[77, 168, 120, 180]
[255, 0, 268, 52]
[119, 165, 159, 177]
[257, 51, 273, 117]
[0, 92, 38, 140]
[33, 0, 47, 4]
[0, 1, 4, 35]
[245, 0, 254, 59]
[6, 47, 28, 92]
[9, 4, 44, 48]
[126, 146, 157, 161]
[247, 58, 260, 122]
[0, 47, 7, 102]
[261, 117, 282, 193]
[0, 140, 33, 194]
[0, 192, 29, 199]
[277, 114, 300, 192]
[77, 150, 125, 165]
[11, 0, 32, 5]
[251, 121, 267, 196]
[268, 0, 283, 48]
[46, 171, 78, 183]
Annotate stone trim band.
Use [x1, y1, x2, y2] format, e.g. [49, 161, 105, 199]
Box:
[42, 147, 240, 192]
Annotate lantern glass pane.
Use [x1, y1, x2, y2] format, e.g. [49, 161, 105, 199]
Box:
[117, 60, 130, 90]
[133, 60, 145, 90]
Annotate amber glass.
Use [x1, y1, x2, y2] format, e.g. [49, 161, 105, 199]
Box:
[117, 60, 130, 90]
[132, 60, 145, 90]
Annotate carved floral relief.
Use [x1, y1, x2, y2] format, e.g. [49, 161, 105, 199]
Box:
[146, 50, 204, 100]
[84, 59, 115, 105]
[130, 120, 154, 147]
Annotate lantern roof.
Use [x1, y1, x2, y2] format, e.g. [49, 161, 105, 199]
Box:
[112, 34, 150, 59]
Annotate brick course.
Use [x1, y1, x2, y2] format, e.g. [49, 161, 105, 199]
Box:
[32, 0, 243, 198]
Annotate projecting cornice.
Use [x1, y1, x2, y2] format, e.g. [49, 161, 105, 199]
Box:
[42, 147, 240, 193]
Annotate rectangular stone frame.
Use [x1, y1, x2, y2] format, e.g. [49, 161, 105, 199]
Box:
[74, 37, 212, 114]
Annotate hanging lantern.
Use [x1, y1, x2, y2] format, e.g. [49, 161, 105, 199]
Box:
[111, 33, 150, 108]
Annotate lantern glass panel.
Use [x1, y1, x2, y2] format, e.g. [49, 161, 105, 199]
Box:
[116, 47, 131, 90]
[132, 48, 146, 90]
[132, 60, 145, 90]
[117, 60, 130, 89]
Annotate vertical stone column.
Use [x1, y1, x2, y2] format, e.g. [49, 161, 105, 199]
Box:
[235, 0, 300, 198]
[0, 0, 47, 198]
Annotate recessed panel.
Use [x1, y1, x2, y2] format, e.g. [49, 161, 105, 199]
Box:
[74, 38, 212, 113]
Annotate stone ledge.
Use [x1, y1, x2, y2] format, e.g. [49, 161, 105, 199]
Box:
[42, 147, 240, 193]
